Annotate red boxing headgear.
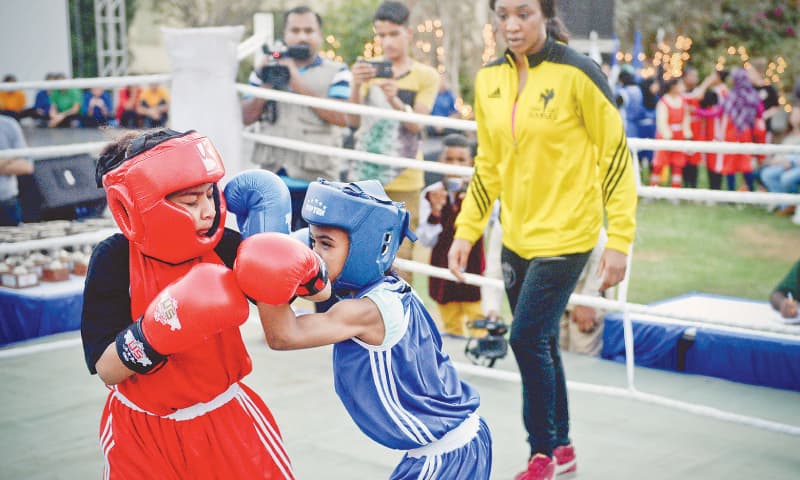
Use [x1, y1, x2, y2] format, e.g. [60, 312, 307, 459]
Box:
[103, 131, 227, 264]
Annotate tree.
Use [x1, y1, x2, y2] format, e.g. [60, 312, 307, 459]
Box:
[615, 0, 799, 103]
[69, 0, 140, 77]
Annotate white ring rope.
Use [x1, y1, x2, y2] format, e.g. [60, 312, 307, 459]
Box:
[0, 228, 119, 256]
[453, 362, 800, 437]
[237, 84, 477, 131]
[393, 259, 800, 338]
[0, 74, 172, 92]
[0, 142, 106, 160]
[237, 32, 269, 61]
[243, 128, 800, 207]
[237, 83, 800, 155]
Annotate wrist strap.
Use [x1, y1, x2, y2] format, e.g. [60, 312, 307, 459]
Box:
[116, 320, 167, 374]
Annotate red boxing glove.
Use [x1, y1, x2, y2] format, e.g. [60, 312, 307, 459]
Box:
[116, 263, 250, 373]
[235, 232, 329, 305]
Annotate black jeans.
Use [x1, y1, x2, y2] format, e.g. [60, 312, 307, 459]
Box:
[502, 247, 591, 458]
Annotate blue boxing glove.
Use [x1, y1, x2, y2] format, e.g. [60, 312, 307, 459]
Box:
[290, 227, 310, 247]
[224, 169, 292, 238]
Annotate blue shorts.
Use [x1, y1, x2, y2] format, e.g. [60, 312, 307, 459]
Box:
[390, 416, 492, 480]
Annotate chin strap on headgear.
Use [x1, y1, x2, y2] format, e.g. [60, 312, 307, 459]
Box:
[301, 179, 416, 292]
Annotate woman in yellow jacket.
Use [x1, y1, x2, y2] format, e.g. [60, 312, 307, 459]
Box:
[448, 1, 637, 479]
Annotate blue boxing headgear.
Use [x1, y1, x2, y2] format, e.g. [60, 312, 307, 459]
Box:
[302, 179, 416, 292]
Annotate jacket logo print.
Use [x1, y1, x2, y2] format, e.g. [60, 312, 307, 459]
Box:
[540, 88, 555, 109]
[488, 87, 501, 98]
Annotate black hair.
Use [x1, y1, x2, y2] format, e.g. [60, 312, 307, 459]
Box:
[699, 90, 719, 109]
[442, 133, 471, 149]
[640, 78, 659, 110]
[95, 129, 192, 187]
[374, 1, 410, 26]
[488, 0, 569, 44]
[717, 69, 730, 83]
[2, 74, 16, 82]
[660, 78, 680, 96]
[619, 70, 637, 87]
[283, 6, 323, 33]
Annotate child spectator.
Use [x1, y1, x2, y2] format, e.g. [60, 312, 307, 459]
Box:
[427, 73, 461, 137]
[235, 178, 492, 479]
[720, 68, 763, 191]
[25, 73, 57, 126]
[116, 85, 141, 128]
[651, 78, 692, 187]
[0, 75, 27, 119]
[694, 70, 729, 190]
[136, 83, 170, 127]
[48, 73, 82, 128]
[81, 87, 114, 127]
[417, 134, 485, 337]
[636, 77, 660, 179]
[760, 107, 800, 216]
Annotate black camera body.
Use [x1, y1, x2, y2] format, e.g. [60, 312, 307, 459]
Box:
[259, 43, 312, 90]
[464, 318, 509, 368]
[366, 60, 393, 79]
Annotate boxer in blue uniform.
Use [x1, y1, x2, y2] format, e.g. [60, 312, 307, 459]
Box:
[235, 179, 492, 479]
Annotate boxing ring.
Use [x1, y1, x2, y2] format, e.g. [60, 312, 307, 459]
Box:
[2, 26, 800, 479]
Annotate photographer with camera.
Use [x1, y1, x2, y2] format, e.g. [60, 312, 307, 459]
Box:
[242, 6, 351, 187]
[346, 1, 440, 284]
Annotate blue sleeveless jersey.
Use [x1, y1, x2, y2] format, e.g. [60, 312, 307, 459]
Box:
[333, 276, 481, 450]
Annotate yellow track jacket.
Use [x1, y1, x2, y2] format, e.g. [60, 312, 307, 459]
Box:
[455, 38, 637, 258]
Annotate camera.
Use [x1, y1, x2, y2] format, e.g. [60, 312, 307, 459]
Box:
[365, 60, 393, 79]
[464, 317, 509, 368]
[259, 43, 312, 90]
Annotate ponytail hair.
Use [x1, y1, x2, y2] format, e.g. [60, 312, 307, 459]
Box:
[488, 0, 570, 43]
[546, 17, 569, 44]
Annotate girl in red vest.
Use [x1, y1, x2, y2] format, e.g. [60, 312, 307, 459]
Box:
[651, 78, 693, 187]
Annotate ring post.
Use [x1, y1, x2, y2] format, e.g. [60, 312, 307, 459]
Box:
[162, 26, 245, 182]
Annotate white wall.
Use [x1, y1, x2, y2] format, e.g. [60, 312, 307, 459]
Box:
[0, 0, 72, 82]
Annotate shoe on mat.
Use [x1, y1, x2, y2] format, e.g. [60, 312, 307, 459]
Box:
[553, 444, 577, 475]
[514, 454, 556, 480]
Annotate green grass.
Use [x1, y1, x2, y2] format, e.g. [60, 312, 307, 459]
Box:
[628, 200, 799, 304]
[412, 200, 799, 314]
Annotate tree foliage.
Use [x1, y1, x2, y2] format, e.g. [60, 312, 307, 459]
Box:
[69, 0, 139, 77]
[615, 0, 799, 101]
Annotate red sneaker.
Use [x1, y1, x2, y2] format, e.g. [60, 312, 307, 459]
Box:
[553, 444, 577, 476]
[514, 454, 556, 480]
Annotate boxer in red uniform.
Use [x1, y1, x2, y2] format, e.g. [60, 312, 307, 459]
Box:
[81, 128, 295, 479]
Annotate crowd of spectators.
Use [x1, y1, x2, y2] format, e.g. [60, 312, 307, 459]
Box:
[610, 59, 799, 218]
[0, 73, 170, 130]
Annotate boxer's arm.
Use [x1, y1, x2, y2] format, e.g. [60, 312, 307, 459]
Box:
[257, 297, 384, 350]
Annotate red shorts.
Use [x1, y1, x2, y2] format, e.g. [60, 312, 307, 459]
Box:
[100, 382, 294, 479]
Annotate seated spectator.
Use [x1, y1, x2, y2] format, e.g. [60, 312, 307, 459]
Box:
[24, 73, 57, 126]
[760, 107, 800, 216]
[136, 83, 169, 128]
[115, 85, 141, 128]
[48, 73, 82, 128]
[427, 73, 460, 137]
[81, 87, 113, 127]
[417, 134, 483, 337]
[0, 75, 27, 120]
[651, 78, 691, 188]
[770, 259, 799, 319]
[0, 115, 34, 226]
[559, 228, 610, 356]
